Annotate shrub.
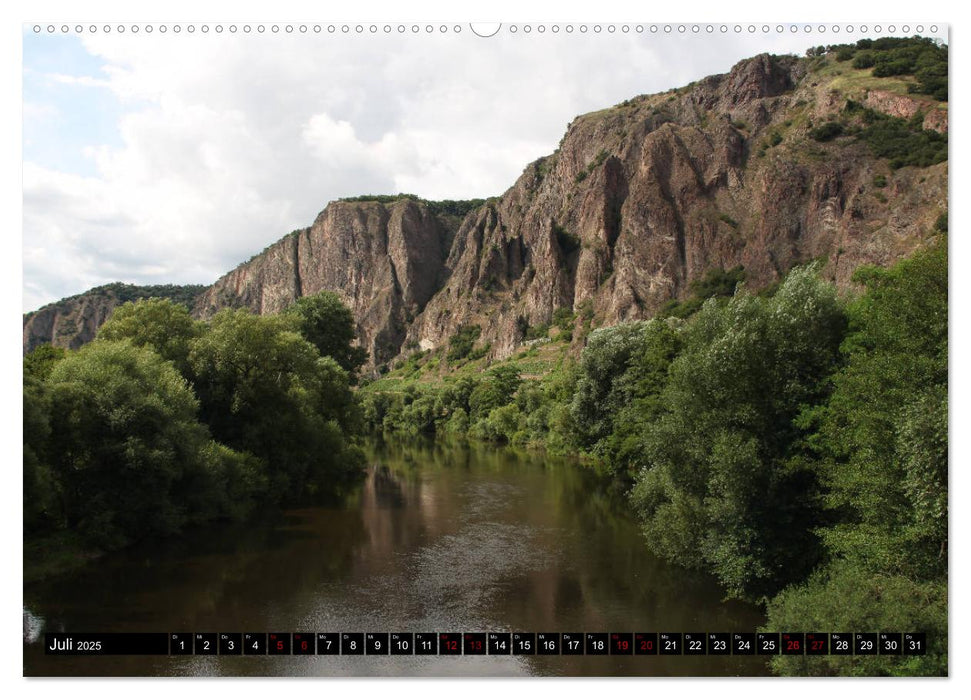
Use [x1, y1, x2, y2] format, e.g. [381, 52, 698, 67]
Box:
[552, 307, 576, 327]
[765, 561, 947, 676]
[852, 52, 876, 69]
[857, 110, 947, 169]
[718, 213, 739, 229]
[810, 122, 844, 142]
[447, 324, 482, 362]
[553, 222, 581, 255]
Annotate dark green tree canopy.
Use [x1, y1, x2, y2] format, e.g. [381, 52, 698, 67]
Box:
[283, 291, 367, 377]
[97, 297, 203, 375]
[45, 340, 209, 547]
[189, 308, 362, 500]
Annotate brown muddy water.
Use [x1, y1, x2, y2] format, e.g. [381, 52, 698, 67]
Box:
[23, 438, 768, 676]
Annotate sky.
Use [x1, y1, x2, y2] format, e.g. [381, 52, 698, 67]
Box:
[21, 22, 948, 312]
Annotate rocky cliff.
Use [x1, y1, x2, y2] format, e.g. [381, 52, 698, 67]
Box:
[25, 49, 948, 369]
[193, 199, 454, 366]
[23, 283, 206, 354]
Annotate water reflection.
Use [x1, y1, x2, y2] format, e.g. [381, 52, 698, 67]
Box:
[24, 437, 768, 676]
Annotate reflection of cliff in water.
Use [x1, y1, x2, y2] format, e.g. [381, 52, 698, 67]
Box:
[367, 465, 406, 508]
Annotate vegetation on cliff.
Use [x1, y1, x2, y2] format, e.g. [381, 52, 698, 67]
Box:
[361, 235, 947, 676]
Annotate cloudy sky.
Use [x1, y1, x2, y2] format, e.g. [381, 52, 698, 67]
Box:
[21, 23, 948, 312]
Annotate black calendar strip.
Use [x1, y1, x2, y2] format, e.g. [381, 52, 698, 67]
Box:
[44, 632, 926, 656]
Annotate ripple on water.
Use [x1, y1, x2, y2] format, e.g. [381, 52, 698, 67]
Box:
[303, 517, 562, 633]
[23, 608, 44, 644]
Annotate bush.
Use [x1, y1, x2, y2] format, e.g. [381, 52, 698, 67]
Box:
[486, 404, 524, 442]
[447, 324, 482, 362]
[552, 307, 576, 327]
[525, 323, 550, 340]
[856, 110, 947, 169]
[45, 341, 212, 548]
[852, 52, 876, 69]
[718, 213, 739, 229]
[690, 265, 746, 298]
[469, 365, 522, 419]
[553, 222, 581, 254]
[810, 122, 844, 142]
[765, 561, 947, 676]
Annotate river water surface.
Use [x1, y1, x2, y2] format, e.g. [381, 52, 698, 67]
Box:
[24, 438, 768, 676]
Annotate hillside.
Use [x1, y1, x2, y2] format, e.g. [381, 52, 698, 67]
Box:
[23, 283, 207, 353]
[25, 40, 948, 370]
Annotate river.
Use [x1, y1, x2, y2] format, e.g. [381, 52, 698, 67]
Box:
[23, 438, 768, 676]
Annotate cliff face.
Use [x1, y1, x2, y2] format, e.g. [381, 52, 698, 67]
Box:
[25, 52, 948, 368]
[193, 199, 452, 365]
[400, 54, 946, 362]
[23, 284, 206, 354]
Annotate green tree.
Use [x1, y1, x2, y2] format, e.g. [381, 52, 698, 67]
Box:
[23, 344, 67, 381]
[97, 298, 203, 376]
[631, 265, 847, 598]
[811, 238, 947, 579]
[469, 365, 521, 419]
[284, 291, 368, 378]
[189, 309, 362, 500]
[569, 320, 681, 462]
[23, 376, 59, 532]
[45, 340, 211, 547]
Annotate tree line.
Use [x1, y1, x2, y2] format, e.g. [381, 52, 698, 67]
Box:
[360, 235, 947, 675]
[24, 292, 367, 552]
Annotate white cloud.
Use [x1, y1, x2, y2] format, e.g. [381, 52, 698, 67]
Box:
[22, 29, 865, 312]
[46, 72, 111, 88]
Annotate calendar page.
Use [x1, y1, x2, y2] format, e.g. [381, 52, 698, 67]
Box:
[22, 17, 949, 680]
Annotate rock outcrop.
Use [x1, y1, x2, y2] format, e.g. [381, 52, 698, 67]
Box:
[193, 199, 453, 365]
[863, 89, 948, 133]
[23, 284, 206, 353]
[25, 53, 948, 370]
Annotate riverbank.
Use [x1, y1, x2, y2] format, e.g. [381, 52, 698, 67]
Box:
[25, 438, 768, 677]
[24, 531, 104, 584]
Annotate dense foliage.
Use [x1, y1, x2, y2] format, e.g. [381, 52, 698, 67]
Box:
[283, 291, 368, 378]
[845, 102, 948, 169]
[24, 292, 366, 552]
[826, 36, 948, 101]
[360, 237, 947, 675]
[764, 241, 947, 675]
[446, 324, 482, 361]
[631, 266, 846, 598]
[811, 103, 947, 170]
